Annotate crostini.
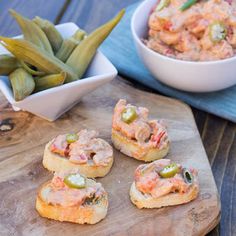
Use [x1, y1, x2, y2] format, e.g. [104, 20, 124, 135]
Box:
[130, 159, 199, 209]
[36, 171, 108, 224]
[43, 129, 113, 178]
[112, 99, 169, 161]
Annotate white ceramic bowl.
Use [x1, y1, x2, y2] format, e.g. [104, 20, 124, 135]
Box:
[0, 23, 117, 121]
[131, 0, 236, 92]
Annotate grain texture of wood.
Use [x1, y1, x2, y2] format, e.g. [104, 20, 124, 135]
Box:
[0, 0, 67, 37]
[199, 115, 236, 236]
[0, 78, 220, 236]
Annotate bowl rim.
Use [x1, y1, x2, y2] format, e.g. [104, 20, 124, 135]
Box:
[131, 0, 236, 66]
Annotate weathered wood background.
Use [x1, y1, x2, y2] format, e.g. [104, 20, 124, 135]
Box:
[0, 0, 235, 235]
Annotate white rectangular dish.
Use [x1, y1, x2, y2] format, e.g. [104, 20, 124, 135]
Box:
[0, 23, 117, 121]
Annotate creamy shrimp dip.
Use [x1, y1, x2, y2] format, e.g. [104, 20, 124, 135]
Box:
[146, 0, 236, 61]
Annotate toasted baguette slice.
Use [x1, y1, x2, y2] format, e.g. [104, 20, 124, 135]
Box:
[130, 182, 199, 209]
[43, 141, 113, 178]
[36, 179, 108, 224]
[112, 129, 169, 162]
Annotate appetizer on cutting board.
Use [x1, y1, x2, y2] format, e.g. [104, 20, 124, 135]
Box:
[43, 129, 113, 178]
[36, 171, 108, 224]
[130, 159, 199, 209]
[112, 99, 169, 161]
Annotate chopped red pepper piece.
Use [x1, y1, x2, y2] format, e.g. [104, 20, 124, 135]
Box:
[151, 131, 166, 147]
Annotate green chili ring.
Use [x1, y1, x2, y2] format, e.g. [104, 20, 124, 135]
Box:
[159, 163, 179, 178]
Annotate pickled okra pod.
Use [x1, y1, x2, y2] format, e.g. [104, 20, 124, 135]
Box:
[19, 60, 45, 76]
[0, 54, 19, 75]
[66, 9, 125, 81]
[9, 9, 53, 55]
[9, 68, 35, 101]
[56, 29, 86, 62]
[34, 72, 66, 92]
[56, 38, 78, 63]
[73, 29, 86, 41]
[0, 37, 78, 82]
[33, 16, 63, 53]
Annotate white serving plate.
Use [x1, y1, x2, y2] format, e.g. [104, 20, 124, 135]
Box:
[0, 23, 117, 121]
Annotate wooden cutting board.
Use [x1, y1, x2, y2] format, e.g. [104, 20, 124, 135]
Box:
[0, 78, 220, 236]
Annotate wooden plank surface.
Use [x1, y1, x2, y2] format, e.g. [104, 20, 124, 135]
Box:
[198, 115, 236, 236]
[0, 0, 67, 37]
[0, 78, 220, 235]
[60, 0, 136, 32]
[0, 0, 235, 235]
